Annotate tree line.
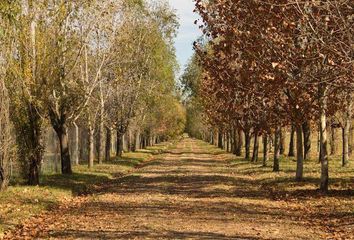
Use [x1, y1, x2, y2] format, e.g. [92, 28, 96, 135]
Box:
[181, 0, 353, 192]
[0, 0, 185, 190]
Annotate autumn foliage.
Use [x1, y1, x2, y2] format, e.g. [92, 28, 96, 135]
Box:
[193, 0, 353, 192]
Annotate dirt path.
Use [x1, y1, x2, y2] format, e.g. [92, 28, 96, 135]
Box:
[5, 138, 326, 239]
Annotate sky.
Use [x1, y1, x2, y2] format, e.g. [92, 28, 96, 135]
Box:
[167, 0, 200, 73]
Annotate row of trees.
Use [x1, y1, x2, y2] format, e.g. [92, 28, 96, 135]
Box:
[0, 0, 185, 189]
[183, 0, 353, 192]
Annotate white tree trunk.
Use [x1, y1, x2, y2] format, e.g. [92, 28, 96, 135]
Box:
[342, 95, 352, 167]
[319, 86, 329, 192]
[88, 121, 94, 169]
[72, 122, 79, 165]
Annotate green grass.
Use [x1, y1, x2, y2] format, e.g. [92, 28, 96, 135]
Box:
[0, 143, 171, 236]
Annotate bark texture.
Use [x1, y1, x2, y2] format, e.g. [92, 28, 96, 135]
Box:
[245, 129, 251, 160]
[295, 125, 304, 181]
[288, 125, 295, 157]
[273, 128, 280, 172]
[263, 134, 268, 167]
[302, 121, 311, 160]
[252, 131, 259, 162]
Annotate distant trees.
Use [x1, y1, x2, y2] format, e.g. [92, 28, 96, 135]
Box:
[104, 1, 179, 157]
[181, 55, 210, 140]
[191, 0, 353, 192]
[0, 0, 184, 189]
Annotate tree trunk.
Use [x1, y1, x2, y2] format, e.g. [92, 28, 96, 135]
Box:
[330, 126, 337, 155]
[295, 125, 304, 181]
[236, 129, 243, 156]
[225, 133, 228, 150]
[135, 131, 140, 151]
[98, 121, 105, 165]
[122, 134, 127, 150]
[145, 134, 149, 147]
[15, 1, 44, 184]
[218, 129, 223, 149]
[72, 123, 79, 165]
[48, 108, 72, 174]
[98, 78, 105, 164]
[232, 128, 237, 155]
[54, 139, 60, 173]
[56, 124, 72, 174]
[280, 128, 285, 155]
[132, 132, 137, 152]
[88, 126, 94, 168]
[319, 89, 329, 193]
[230, 129, 235, 154]
[318, 127, 322, 163]
[245, 129, 251, 160]
[288, 125, 295, 157]
[127, 130, 132, 152]
[105, 127, 111, 161]
[273, 128, 280, 172]
[303, 121, 311, 160]
[27, 1, 41, 184]
[226, 132, 230, 152]
[148, 135, 152, 147]
[252, 131, 259, 162]
[28, 154, 40, 185]
[0, 167, 7, 190]
[26, 103, 43, 185]
[214, 131, 218, 146]
[342, 96, 352, 167]
[342, 127, 349, 167]
[263, 134, 268, 167]
[79, 128, 86, 162]
[349, 127, 353, 156]
[342, 118, 351, 167]
[144, 136, 148, 148]
[139, 136, 143, 149]
[116, 129, 123, 158]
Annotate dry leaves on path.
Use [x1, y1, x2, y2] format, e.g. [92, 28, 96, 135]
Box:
[4, 138, 354, 239]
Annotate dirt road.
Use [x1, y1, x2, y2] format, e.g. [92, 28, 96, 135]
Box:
[5, 138, 328, 239]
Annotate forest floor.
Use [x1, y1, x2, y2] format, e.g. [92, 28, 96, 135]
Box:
[2, 138, 354, 239]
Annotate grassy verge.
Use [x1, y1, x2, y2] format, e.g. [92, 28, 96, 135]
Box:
[0, 142, 173, 236]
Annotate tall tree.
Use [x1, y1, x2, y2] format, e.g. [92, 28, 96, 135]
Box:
[6, 0, 45, 184]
